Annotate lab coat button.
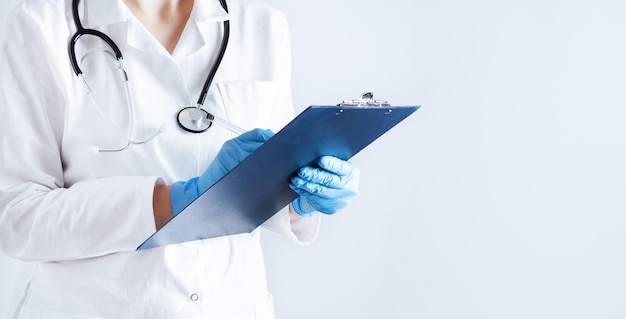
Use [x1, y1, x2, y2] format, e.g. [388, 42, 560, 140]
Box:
[190, 293, 199, 301]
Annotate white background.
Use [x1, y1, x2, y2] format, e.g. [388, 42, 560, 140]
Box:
[2, 0, 626, 318]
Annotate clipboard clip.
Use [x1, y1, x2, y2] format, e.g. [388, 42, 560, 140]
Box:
[338, 92, 390, 107]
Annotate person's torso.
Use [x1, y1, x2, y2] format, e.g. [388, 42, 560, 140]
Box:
[12, 0, 292, 317]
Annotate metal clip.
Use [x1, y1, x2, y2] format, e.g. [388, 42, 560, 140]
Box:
[338, 92, 390, 107]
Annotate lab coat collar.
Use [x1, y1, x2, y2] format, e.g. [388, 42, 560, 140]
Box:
[193, 0, 230, 23]
[83, 0, 230, 29]
[82, 0, 127, 28]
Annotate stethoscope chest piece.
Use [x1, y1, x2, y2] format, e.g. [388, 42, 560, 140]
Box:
[177, 107, 214, 133]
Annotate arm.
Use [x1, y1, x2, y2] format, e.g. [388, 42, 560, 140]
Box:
[0, 6, 156, 261]
[153, 180, 172, 230]
[153, 183, 302, 230]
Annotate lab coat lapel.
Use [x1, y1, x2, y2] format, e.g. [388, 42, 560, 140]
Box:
[125, 17, 168, 55]
[82, 0, 160, 54]
[173, 0, 230, 58]
[194, 0, 230, 23]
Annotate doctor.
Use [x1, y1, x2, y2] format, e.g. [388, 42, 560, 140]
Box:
[0, 0, 359, 318]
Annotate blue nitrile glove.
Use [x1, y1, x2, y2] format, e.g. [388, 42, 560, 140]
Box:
[170, 128, 274, 216]
[290, 156, 360, 217]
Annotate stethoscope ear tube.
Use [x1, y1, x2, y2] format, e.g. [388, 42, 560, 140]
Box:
[68, 29, 124, 76]
[68, 0, 124, 76]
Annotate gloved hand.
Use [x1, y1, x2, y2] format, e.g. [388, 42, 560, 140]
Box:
[170, 128, 274, 216]
[290, 156, 360, 217]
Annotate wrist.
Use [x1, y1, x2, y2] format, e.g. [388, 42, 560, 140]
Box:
[289, 203, 304, 222]
[291, 197, 319, 217]
[169, 178, 200, 216]
[153, 179, 173, 230]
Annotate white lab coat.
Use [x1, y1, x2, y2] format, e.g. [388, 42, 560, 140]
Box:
[0, 0, 320, 318]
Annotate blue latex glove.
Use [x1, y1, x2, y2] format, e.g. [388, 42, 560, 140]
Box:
[170, 128, 274, 216]
[290, 156, 360, 217]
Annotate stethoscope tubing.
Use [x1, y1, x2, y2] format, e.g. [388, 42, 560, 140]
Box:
[197, 0, 229, 106]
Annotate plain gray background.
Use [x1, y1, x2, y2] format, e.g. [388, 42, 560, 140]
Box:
[2, 0, 626, 318]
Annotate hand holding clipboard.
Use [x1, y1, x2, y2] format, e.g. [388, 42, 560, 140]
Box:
[138, 93, 420, 250]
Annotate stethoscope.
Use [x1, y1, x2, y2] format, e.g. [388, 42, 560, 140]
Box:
[68, 0, 239, 153]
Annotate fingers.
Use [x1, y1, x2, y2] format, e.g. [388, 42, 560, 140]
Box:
[294, 157, 358, 187]
[290, 175, 332, 196]
[290, 157, 359, 198]
[293, 167, 344, 190]
[228, 128, 274, 153]
[238, 128, 274, 143]
[290, 157, 360, 216]
[317, 156, 357, 176]
[289, 189, 348, 216]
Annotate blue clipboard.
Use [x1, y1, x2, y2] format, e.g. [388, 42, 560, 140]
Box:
[137, 95, 419, 250]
